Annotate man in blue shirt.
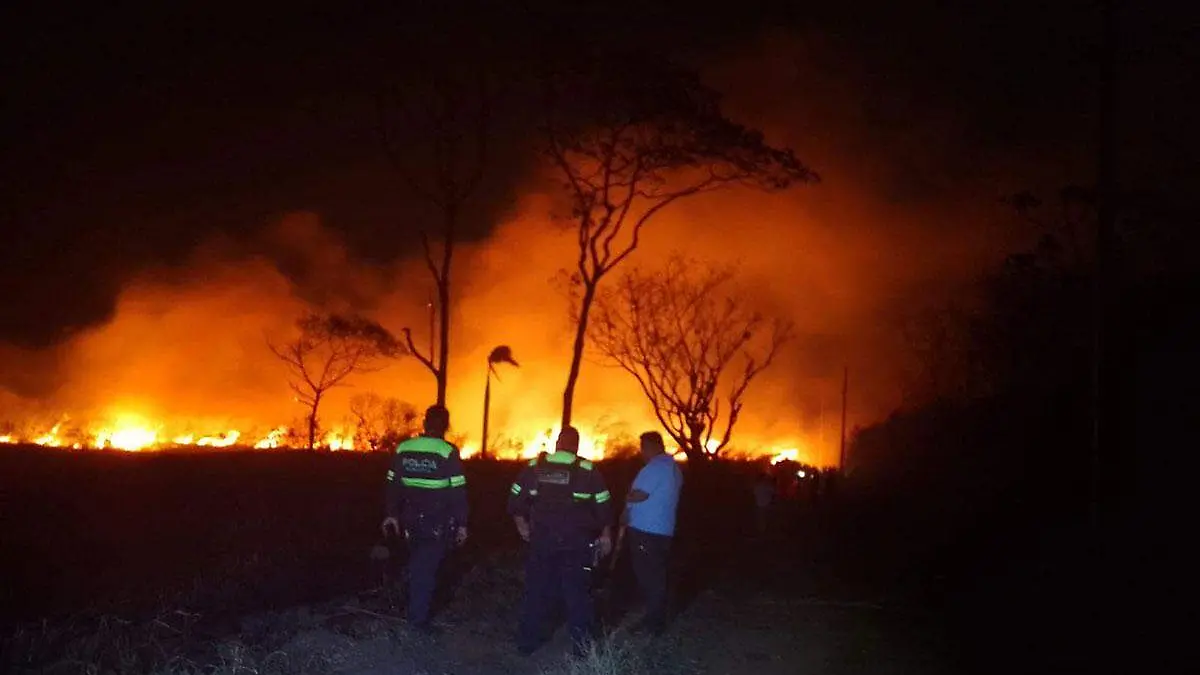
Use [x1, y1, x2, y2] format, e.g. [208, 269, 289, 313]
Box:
[621, 431, 683, 635]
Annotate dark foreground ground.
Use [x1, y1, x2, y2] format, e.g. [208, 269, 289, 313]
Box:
[0, 447, 1124, 674]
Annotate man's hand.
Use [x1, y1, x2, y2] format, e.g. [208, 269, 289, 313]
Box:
[455, 526, 468, 547]
[597, 532, 613, 557]
[514, 517, 531, 542]
[381, 517, 401, 538]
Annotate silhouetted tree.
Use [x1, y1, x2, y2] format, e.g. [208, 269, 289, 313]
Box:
[378, 65, 491, 407]
[349, 393, 419, 452]
[542, 54, 816, 427]
[588, 255, 792, 461]
[268, 314, 402, 450]
[900, 188, 1100, 405]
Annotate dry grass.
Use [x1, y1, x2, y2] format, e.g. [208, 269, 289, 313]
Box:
[541, 635, 647, 675]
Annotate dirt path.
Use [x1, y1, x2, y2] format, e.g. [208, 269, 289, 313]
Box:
[231, 522, 952, 675]
[237, 578, 948, 675]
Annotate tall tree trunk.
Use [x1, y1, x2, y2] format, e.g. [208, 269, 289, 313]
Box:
[307, 392, 322, 451]
[561, 283, 597, 428]
[436, 205, 456, 407]
[686, 419, 706, 462]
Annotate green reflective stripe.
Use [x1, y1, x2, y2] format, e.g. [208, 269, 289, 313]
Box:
[545, 451, 578, 465]
[511, 483, 522, 495]
[528, 458, 538, 466]
[395, 436, 454, 458]
[449, 475, 466, 487]
[573, 492, 593, 500]
[540, 451, 595, 469]
[386, 469, 396, 481]
[595, 490, 611, 503]
[402, 477, 451, 489]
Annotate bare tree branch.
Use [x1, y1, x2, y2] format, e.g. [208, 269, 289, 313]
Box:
[588, 254, 793, 460]
[402, 327, 437, 376]
[546, 55, 815, 426]
[268, 313, 402, 449]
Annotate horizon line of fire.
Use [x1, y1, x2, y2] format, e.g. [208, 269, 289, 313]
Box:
[0, 421, 808, 466]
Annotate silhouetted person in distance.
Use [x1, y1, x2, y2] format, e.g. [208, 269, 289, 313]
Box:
[381, 405, 468, 635]
[508, 426, 613, 657]
[621, 431, 684, 636]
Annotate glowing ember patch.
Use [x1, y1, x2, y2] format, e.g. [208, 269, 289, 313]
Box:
[770, 448, 800, 465]
[323, 430, 354, 451]
[197, 430, 240, 447]
[35, 424, 65, 447]
[705, 439, 719, 454]
[96, 425, 158, 452]
[0, 435, 13, 444]
[519, 425, 607, 461]
[458, 441, 480, 459]
[254, 427, 288, 449]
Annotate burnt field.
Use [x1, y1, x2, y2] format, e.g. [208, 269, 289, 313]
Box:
[0, 447, 791, 625]
[0, 444, 1125, 674]
[0, 446, 617, 624]
[0, 446, 929, 675]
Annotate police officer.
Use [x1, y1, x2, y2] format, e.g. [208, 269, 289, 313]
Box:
[381, 405, 468, 635]
[509, 426, 613, 656]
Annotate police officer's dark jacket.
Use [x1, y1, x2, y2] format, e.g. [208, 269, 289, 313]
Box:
[507, 451, 612, 545]
[386, 435, 468, 535]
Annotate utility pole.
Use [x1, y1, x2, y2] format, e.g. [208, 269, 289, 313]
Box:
[481, 368, 492, 459]
[1091, 0, 1117, 533]
[838, 365, 849, 474]
[427, 291, 436, 366]
[481, 346, 519, 460]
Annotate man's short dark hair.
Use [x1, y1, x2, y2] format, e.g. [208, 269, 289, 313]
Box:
[424, 405, 450, 436]
[556, 426, 581, 453]
[639, 431, 665, 452]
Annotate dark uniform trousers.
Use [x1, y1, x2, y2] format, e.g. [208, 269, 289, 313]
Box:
[518, 535, 595, 651]
[386, 434, 467, 628]
[629, 527, 672, 631]
[407, 528, 453, 626]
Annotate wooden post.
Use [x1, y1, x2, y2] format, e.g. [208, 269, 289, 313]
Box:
[839, 365, 849, 474]
[481, 370, 492, 459]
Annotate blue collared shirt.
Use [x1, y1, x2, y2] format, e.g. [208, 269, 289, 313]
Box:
[627, 453, 684, 536]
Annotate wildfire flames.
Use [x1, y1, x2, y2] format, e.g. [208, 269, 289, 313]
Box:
[0, 207, 852, 466]
[0, 414, 814, 464]
[0, 37, 1026, 472]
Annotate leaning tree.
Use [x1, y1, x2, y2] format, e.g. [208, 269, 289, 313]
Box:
[541, 53, 816, 427]
[588, 255, 792, 461]
[268, 313, 402, 450]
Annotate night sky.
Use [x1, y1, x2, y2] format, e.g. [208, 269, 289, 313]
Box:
[1, 0, 1194, 349]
